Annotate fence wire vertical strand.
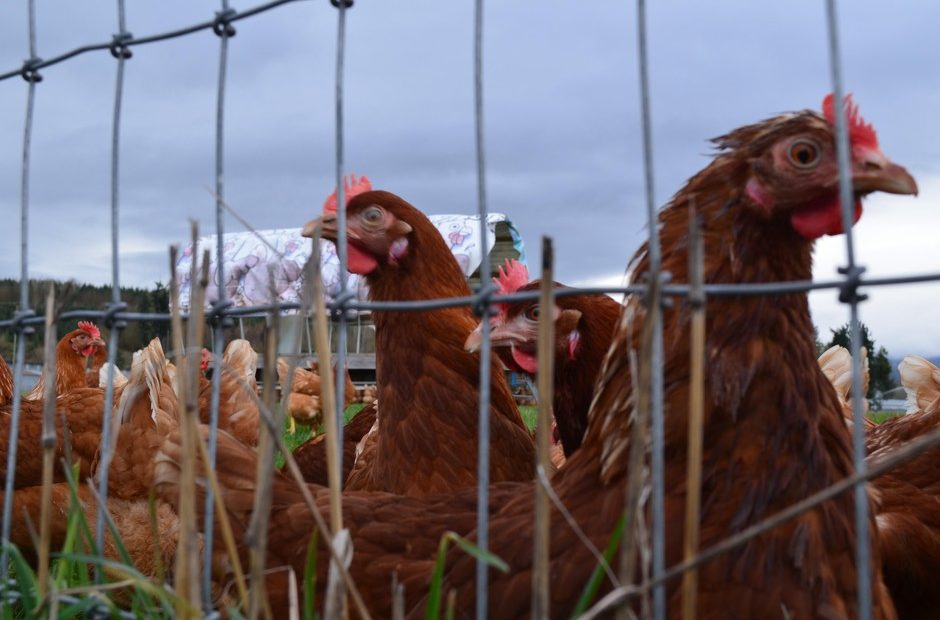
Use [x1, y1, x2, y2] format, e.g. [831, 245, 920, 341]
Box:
[473, 1, 492, 618]
[1, 0, 39, 576]
[204, 4, 233, 606]
[823, 2, 872, 618]
[1, 337, 29, 578]
[635, 0, 666, 618]
[94, 0, 130, 576]
[333, 0, 350, 470]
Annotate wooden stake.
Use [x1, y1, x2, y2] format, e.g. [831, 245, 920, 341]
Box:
[170, 227, 206, 617]
[532, 237, 555, 619]
[247, 276, 280, 620]
[37, 284, 57, 602]
[306, 229, 347, 619]
[307, 230, 343, 534]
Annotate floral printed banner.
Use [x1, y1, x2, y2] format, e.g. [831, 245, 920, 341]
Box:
[175, 214, 525, 312]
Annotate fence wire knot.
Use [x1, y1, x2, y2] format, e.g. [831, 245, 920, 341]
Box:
[207, 299, 234, 327]
[640, 270, 673, 308]
[11, 309, 36, 335]
[837, 264, 868, 304]
[213, 9, 237, 38]
[328, 289, 356, 320]
[109, 32, 133, 59]
[472, 281, 497, 318]
[102, 301, 129, 330]
[330, 0, 355, 8]
[19, 57, 42, 83]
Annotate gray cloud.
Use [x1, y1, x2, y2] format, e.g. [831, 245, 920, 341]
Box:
[1, 1, 938, 356]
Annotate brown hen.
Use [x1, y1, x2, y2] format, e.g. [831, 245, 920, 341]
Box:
[194, 339, 260, 446]
[158, 96, 914, 618]
[818, 344, 875, 430]
[0, 354, 12, 407]
[466, 260, 622, 458]
[26, 321, 106, 400]
[866, 360, 940, 619]
[1, 388, 106, 488]
[288, 401, 378, 486]
[2, 337, 181, 577]
[301, 189, 536, 496]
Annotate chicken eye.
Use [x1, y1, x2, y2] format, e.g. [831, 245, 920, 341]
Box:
[362, 207, 383, 224]
[524, 305, 540, 321]
[787, 139, 821, 168]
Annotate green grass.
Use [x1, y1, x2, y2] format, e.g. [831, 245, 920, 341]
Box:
[867, 409, 905, 424]
[519, 405, 538, 431]
[278, 403, 369, 467]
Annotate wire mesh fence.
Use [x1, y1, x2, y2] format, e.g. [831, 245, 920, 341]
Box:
[2, 1, 940, 618]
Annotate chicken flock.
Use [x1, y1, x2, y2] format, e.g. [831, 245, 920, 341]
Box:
[1, 94, 938, 618]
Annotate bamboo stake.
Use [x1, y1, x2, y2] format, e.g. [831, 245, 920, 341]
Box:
[205, 346, 373, 619]
[532, 237, 555, 620]
[170, 333, 249, 612]
[306, 226, 347, 617]
[248, 384, 373, 620]
[37, 284, 57, 601]
[307, 229, 343, 536]
[247, 277, 280, 620]
[681, 202, 705, 620]
[170, 228, 206, 617]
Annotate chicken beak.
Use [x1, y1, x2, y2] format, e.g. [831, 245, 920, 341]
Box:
[302, 214, 365, 244]
[390, 220, 413, 237]
[464, 319, 529, 353]
[852, 156, 918, 196]
[91, 337, 106, 348]
[301, 215, 331, 240]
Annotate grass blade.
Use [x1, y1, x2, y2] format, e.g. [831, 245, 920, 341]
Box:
[572, 513, 626, 617]
[426, 532, 508, 620]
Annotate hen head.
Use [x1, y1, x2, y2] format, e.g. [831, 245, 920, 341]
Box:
[69, 321, 106, 358]
[303, 190, 414, 276]
[465, 259, 582, 374]
[727, 94, 917, 239]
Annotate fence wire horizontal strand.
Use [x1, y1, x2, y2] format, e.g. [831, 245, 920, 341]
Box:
[0, 0, 309, 82]
[0, 1, 937, 618]
[1, 268, 939, 330]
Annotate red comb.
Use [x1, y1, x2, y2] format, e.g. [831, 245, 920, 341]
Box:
[822, 93, 879, 150]
[323, 174, 373, 214]
[77, 321, 101, 341]
[493, 259, 530, 295]
[200, 348, 211, 371]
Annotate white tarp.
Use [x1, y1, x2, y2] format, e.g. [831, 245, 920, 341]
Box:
[175, 213, 526, 312]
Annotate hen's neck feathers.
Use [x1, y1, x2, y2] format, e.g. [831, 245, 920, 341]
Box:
[551, 294, 622, 457]
[54, 338, 92, 396]
[360, 203, 532, 495]
[575, 148, 850, 493]
[30, 337, 92, 400]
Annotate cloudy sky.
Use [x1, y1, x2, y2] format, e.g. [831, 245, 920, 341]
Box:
[0, 1, 938, 356]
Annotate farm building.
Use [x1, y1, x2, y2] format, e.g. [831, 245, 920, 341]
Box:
[175, 213, 526, 381]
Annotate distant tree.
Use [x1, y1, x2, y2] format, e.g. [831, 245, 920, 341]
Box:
[826, 322, 895, 398]
[812, 324, 825, 356]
